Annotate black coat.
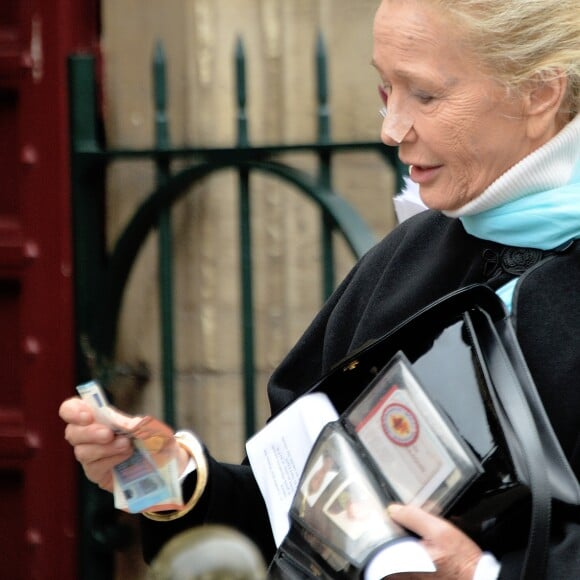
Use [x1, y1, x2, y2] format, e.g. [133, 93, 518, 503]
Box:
[142, 210, 580, 578]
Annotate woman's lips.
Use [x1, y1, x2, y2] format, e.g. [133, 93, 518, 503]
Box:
[409, 164, 442, 184]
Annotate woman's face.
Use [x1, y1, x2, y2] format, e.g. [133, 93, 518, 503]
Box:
[373, 0, 544, 211]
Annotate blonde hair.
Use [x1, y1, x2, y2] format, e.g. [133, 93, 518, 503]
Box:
[434, 0, 580, 118]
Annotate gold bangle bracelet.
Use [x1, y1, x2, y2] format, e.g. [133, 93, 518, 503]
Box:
[142, 431, 208, 522]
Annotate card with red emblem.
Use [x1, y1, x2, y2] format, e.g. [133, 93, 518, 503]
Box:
[345, 353, 481, 515]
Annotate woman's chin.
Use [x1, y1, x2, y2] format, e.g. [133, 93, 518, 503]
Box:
[415, 190, 446, 211]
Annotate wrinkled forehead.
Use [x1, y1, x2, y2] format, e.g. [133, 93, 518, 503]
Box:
[372, 0, 479, 77]
[373, 0, 454, 41]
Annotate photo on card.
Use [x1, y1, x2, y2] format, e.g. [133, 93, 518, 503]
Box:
[323, 477, 385, 541]
[301, 447, 340, 507]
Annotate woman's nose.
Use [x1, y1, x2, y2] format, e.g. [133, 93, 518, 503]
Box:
[380, 106, 414, 145]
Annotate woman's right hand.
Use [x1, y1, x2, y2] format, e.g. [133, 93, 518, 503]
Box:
[59, 397, 134, 492]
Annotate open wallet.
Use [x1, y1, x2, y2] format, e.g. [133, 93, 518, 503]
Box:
[266, 284, 580, 580]
[269, 352, 480, 579]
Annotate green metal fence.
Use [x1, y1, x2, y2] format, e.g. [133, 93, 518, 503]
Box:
[69, 35, 403, 578]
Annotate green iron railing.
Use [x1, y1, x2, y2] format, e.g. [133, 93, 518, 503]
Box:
[69, 34, 404, 578]
[71, 35, 403, 434]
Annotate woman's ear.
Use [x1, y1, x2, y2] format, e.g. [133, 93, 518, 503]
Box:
[524, 73, 568, 140]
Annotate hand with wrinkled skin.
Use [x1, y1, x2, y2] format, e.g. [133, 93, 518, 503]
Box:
[387, 504, 483, 579]
[59, 397, 189, 493]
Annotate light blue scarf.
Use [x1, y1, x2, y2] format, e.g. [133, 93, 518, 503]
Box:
[460, 164, 580, 251]
[451, 117, 580, 310]
[462, 164, 580, 310]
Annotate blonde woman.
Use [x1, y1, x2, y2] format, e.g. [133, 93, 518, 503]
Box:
[61, 1, 580, 577]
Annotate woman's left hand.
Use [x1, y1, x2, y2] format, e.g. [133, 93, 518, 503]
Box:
[387, 504, 483, 579]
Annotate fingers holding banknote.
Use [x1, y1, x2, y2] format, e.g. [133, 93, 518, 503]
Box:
[59, 397, 133, 492]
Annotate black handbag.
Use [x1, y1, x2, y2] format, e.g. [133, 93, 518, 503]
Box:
[268, 284, 580, 580]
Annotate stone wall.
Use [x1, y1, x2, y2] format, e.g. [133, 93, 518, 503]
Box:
[102, 0, 397, 449]
[100, 1, 398, 576]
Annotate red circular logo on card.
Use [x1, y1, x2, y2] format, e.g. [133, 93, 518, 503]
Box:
[382, 403, 419, 446]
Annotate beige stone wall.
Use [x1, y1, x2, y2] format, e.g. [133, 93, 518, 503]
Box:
[101, 2, 396, 572]
[102, 0, 396, 447]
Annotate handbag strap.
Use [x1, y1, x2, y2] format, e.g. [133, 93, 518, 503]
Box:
[467, 308, 551, 580]
[498, 316, 580, 504]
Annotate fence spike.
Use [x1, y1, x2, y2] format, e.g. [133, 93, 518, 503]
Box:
[235, 36, 249, 146]
[316, 31, 331, 143]
[153, 40, 170, 149]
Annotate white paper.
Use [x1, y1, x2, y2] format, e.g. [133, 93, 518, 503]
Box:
[246, 392, 338, 546]
[393, 176, 427, 223]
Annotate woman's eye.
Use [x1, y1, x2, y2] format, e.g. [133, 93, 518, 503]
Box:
[415, 92, 435, 104]
[377, 84, 389, 106]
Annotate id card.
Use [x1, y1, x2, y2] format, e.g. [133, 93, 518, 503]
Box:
[355, 385, 455, 505]
[346, 353, 479, 511]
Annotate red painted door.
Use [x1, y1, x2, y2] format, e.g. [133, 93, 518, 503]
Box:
[0, 1, 99, 578]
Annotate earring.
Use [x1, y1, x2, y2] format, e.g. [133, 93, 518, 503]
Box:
[379, 106, 387, 118]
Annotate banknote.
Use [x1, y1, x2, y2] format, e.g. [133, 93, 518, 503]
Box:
[76, 380, 184, 513]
